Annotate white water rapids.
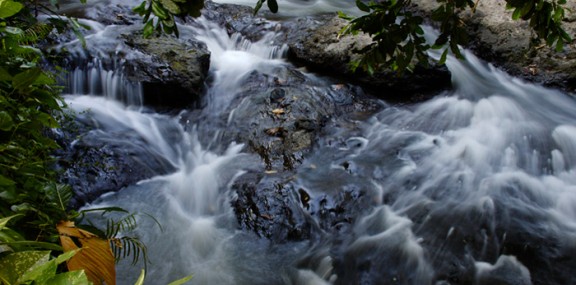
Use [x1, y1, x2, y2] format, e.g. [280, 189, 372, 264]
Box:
[58, 0, 576, 284]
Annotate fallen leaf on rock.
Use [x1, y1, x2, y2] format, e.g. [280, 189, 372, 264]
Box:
[272, 108, 285, 115]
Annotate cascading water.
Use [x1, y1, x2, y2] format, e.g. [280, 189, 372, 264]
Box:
[58, 1, 576, 284]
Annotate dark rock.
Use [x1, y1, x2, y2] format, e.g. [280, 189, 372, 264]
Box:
[51, 15, 210, 111]
[186, 62, 385, 242]
[123, 33, 211, 109]
[218, 64, 382, 172]
[54, 118, 176, 209]
[280, 14, 452, 101]
[201, 2, 451, 102]
[231, 171, 317, 242]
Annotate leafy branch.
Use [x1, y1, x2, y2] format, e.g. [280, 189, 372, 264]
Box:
[132, 0, 204, 38]
[339, 0, 573, 74]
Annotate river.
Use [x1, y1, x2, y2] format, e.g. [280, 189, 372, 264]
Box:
[56, 0, 576, 284]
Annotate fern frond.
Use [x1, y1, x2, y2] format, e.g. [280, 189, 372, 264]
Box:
[110, 236, 149, 270]
[18, 23, 54, 46]
[104, 213, 138, 239]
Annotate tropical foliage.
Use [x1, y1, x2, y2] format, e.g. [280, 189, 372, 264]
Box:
[0, 0, 69, 243]
[0, 1, 154, 284]
[0, 215, 91, 285]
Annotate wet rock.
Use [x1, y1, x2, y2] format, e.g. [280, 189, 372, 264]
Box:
[281, 14, 452, 101]
[410, 0, 576, 93]
[220, 65, 382, 172]
[231, 172, 316, 242]
[201, 1, 451, 102]
[123, 32, 211, 109]
[201, 0, 280, 41]
[476, 256, 532, 285]
[56, 0, 142, 25]
[52, 15, 210, 110]
[54, 120, 176, 209]
[199, 63, 384, 242]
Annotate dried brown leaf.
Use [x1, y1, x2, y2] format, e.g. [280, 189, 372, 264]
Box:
[57, 221, 116, 285]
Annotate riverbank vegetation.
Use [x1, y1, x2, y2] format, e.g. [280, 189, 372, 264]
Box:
[0, 1, 151, 284]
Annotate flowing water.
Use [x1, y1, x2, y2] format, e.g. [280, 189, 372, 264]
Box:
[58, 1, 576, 284]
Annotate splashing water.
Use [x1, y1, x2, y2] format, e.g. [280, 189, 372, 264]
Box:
[181, 17, 289, 113]
[60, 2, 576, 284]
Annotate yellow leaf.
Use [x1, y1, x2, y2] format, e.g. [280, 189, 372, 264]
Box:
[57, 221, 116, 285]
[271, 108, 285, 115]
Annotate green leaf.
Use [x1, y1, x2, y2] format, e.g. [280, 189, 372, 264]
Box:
[512, 7, 522, 20]
[0, 227, 25, 244]
[13, 68, 42, 91]
[151, 0, 169, 20]
[438, 48, 449, 65]
[0, 0, 24, 18]
[143, 20, 155, 38]
[133, 1, 147, 14]
[168, 275, 193, 285]
[555, 37, 564, 52]
[0, 251, 50, 285]
[0, 67, 12, 81]
[356, 0, 370, 12]
[19, 249, 79, 284]
[253, 0, 265, 15]
[134, 269, 145, 285]
[0, 214, 21, 231]
[0, 111, 14, 131]
[160, 0, 181, 14]
[45, 270, 91, 285]
[519, 1, 534, 18]
[535, 0, 544, 11]
[337, 11, 353, 21]
[36, 112, 59, 128]
[267, 0, 278, 13]
[0, 241, 63, 251]
[553, 7, 564, 23]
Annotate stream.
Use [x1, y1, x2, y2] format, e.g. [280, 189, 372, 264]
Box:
[55, 0, 576, 284]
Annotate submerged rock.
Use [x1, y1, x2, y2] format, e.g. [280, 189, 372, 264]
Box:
[54, 119, 176, 209]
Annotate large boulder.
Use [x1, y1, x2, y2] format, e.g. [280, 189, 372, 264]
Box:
[202, 1, 452, 102]
[122, 32, 210, 108]
[410, 0, 576, 93]
[281, 14, 452, 101]
[180, 62, 384, 242]
[52, 6, 210, 110]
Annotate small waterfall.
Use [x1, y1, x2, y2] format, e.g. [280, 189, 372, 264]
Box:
[50, 16, 146, 107]
[57, 1, 576, 284]
[182, 17, 289, 113]
[65, 57, 143, 106]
